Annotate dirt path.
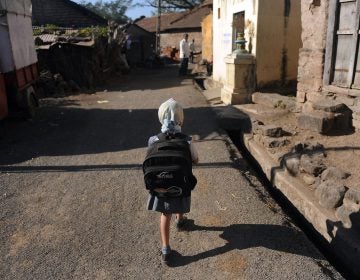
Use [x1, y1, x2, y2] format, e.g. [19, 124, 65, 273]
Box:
[0, 66, 343, 279]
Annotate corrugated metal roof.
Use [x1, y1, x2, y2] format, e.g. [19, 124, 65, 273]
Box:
[32, 0, 107, 28]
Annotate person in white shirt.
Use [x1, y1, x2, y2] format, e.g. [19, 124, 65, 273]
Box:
[179, 34, 189, 76]
[189, 39, 195, 63]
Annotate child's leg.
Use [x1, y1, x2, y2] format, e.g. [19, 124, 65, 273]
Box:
[176, 213, 184, 221]
[160, 213, 172, 247]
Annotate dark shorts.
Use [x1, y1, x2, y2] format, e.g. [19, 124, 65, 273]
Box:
[147, 195, 191, 214]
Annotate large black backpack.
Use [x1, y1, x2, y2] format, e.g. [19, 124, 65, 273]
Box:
[143, 133, 197, 197]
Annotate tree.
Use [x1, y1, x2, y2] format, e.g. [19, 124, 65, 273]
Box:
[143, 0, 205, 12]
[79, 0, 133, 22]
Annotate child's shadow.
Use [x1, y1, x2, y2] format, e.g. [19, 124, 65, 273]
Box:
[168, 220, 324, 267]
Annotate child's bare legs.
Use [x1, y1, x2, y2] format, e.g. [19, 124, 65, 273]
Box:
[160, 213, 172, 248]
[160, 213, 186, 249]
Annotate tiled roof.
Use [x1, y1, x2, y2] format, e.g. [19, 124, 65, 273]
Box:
[135, 12, 185, 33]
[32, 0, 107, 28]
[135, 4, 212, 33]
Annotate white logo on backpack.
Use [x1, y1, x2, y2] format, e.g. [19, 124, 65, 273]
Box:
[157, 172, 174, 179]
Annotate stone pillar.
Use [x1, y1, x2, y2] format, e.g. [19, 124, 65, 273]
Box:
[221, 54, 255, 105]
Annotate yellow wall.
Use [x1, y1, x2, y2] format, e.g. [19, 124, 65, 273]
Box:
[201, 13, 213, 62]
[256, 0, 301, 87]
[213, 0, 301, 88]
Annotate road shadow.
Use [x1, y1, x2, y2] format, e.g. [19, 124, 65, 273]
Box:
[0, 104, 218, 165]
[96, 65, 193, 92]
[168, 221, 326, 268]
[326, 212, 360, 279]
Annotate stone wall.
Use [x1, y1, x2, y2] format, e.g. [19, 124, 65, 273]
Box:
[296, 0, 329, 104]
[160, 31, 202, 52]
[160, 31, 202, 61]
[296, 1, 360, 132]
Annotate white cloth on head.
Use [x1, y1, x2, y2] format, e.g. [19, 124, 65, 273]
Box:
[158, 98, 184, 126]
[179, 38, 190, 58]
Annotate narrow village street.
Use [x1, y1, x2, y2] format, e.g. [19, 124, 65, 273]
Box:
[0, 66, 344, 279]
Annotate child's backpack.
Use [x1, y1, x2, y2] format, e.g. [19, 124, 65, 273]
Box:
[143, 133, 197, 197]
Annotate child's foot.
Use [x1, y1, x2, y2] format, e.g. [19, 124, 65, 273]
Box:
[161, 246, 171, 265]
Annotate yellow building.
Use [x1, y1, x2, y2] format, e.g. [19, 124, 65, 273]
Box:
[213, 0, 301, 91]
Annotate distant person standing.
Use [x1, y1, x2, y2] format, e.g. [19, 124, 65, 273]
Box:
[179, 33, 189, 76]
[189, 39, 195, 63]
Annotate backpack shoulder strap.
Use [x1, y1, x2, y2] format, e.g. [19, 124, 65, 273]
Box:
[157, 133, 167, 141]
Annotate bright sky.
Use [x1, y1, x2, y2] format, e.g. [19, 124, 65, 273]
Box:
[73, 0, 155, 20]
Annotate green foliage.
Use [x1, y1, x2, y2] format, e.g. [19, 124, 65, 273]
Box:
[79, 0, 132, 22]
[33, 24, 65, 36]
[44, 24, 59, 33]
[77, 27, 109, 38]
[142, 0, 204, 12]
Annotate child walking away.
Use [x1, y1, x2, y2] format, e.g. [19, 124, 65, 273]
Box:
[143, 98, 199, 265]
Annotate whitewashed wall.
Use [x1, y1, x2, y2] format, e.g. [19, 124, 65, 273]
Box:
[213, 0, 258, 84]
[213, 0, 301, 88]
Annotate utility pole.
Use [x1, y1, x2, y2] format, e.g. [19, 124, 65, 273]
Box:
[156, 0, 161, 55]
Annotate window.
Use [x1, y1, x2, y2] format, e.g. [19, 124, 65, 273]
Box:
[232, 12, 245, 51]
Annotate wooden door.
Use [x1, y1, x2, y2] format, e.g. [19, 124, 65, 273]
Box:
[332, 0, 360, 88]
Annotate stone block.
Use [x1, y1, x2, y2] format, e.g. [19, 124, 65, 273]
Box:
[259, 125, 284, 137]
[262, 136, 290, 148]
[335, 205, 357, 229]
[298, 111, 334, 134]
[315, 181, 347, 210]
[353, 119, 360, 130]
[343, 189, 360, 211]
[303, 174, 316, 185]
[353, 110, 360, 120]
[332, 111, 352, 131]
[321, 167, 351, 182]
[335, 96, 356, 107]
[283, 155, 300, 176]
[306, 92, 323, 103]
[297, 91, 306, 103]
[221, 86, 251, 105]
[300, 154, 326, 176]
[313, 99, 348, 113]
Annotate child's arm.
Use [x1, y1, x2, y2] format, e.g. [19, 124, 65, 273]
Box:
[190, 142, 199, 164]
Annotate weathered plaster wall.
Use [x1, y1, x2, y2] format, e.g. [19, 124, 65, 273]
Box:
[201, 13, 213, 62]
[160, 31, 202, 53]
[297, 0, 329, 103]
[213, 0, 258, 84]
[213, 0, 301, 89]
[257, 0, 302, 87]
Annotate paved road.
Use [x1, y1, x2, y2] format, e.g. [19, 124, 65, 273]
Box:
[0, 66, 343, 279]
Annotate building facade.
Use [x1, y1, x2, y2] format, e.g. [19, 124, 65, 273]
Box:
[213, 0, 301, 90]
[298, 0, 360, 100]
[136, 3, 212, 61]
